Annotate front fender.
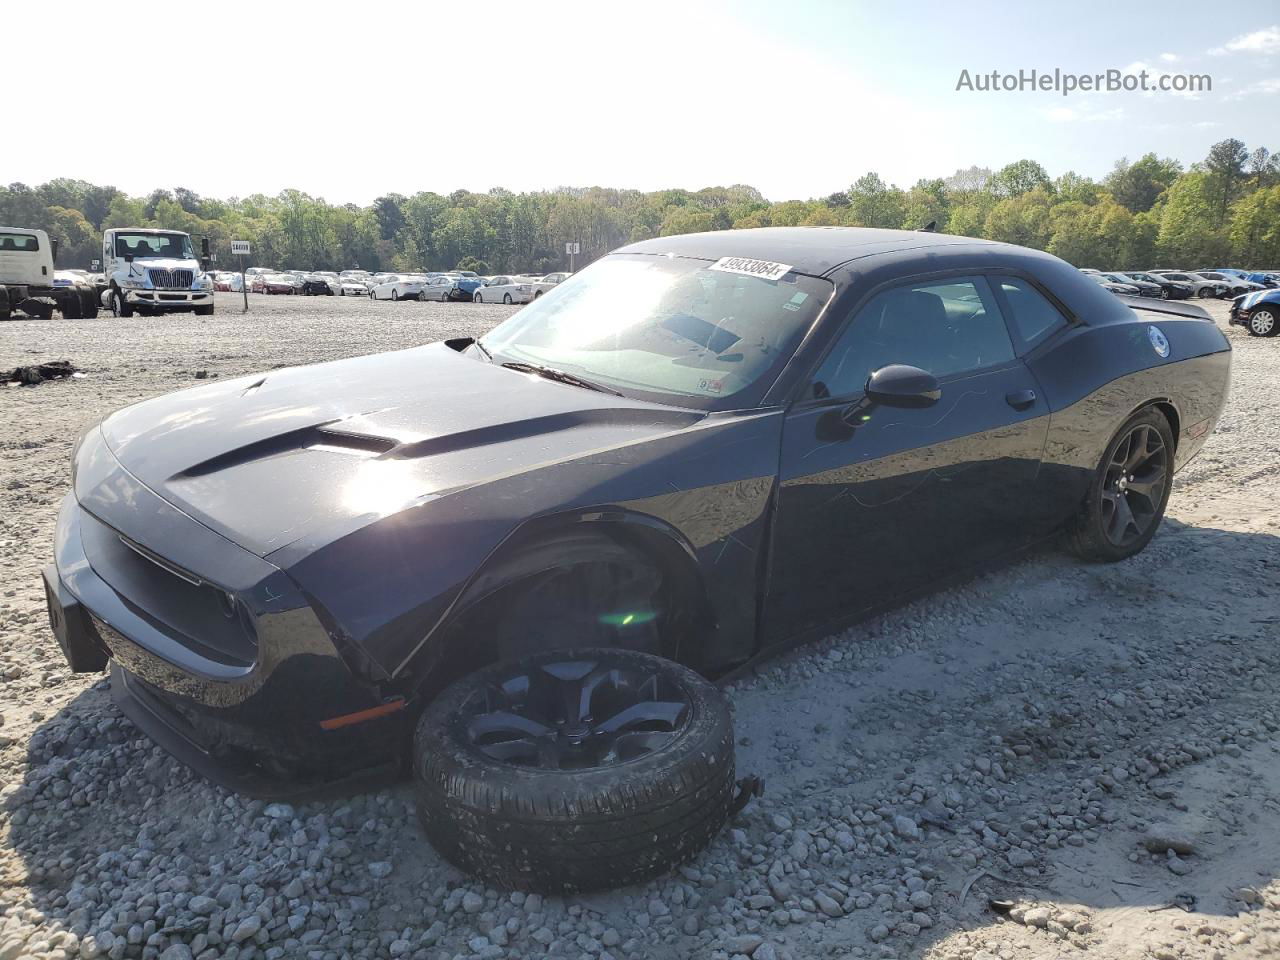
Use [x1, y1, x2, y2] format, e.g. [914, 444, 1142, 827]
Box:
[281, 409, 785, 682]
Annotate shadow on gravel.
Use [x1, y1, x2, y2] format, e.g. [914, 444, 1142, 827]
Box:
[3, 520, 1277, 958]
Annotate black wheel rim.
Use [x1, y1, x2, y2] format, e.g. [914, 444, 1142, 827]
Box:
[1100, 423, 1168, 547]
[459, 656, 691, 769]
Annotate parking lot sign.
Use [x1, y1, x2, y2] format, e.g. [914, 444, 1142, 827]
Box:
[565, 242, 580, 255]
[231, 240, 251, 256]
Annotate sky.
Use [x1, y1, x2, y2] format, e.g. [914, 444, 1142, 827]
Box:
[7, 0, 1280, 204]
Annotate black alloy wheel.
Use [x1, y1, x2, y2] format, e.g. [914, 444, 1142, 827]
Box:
[413, 647, 737, 892]
[458, 656, 690, 770]
[1099, 421, 1169, 548]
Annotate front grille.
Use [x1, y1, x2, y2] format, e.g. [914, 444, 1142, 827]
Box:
[79, 511, 257, 665]
[147, 268, 194, 289]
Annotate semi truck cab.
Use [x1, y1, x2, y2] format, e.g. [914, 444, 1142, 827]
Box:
[103, 228, 215, 317]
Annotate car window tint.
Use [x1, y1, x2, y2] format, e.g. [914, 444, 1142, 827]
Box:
[814, 277, 1014, 398]
[997, 277, 1068, 347]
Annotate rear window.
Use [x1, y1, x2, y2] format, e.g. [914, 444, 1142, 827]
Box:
[0, 232, 39, 252]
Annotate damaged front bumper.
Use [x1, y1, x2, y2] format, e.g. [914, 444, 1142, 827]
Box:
[43, 449, 409, 797]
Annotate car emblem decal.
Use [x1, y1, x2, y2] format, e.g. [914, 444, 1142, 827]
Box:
[1148, 325, 1170, 358]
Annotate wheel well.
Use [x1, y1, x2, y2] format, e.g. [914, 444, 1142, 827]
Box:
[404, 522, 714, 703]
[1152, 401, 1180, 450]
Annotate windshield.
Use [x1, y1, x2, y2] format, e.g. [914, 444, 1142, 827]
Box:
[479, 253, 833, 409]
[114, 232, 194, 260]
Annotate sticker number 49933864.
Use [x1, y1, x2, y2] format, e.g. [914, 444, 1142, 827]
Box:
[708, 257, 793, 282]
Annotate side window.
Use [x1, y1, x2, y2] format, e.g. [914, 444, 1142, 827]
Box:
[813, 277, 1014, 398]
[997, 277, 1068, 347]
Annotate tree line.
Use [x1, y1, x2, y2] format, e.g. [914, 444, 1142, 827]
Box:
[2, 138, 1277, 275]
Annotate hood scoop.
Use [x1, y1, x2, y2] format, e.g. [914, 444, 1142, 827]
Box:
[175, 423, 398, 479]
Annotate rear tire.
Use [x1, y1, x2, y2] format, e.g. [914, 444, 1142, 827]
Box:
[413, 647, 736, 893]
[80, 288, 98, 319]
[59, 291, 82, 319]
[1068, 408, 1174, 562]
[503, 293, 512, 304]
[1248, 308, 1277, 337]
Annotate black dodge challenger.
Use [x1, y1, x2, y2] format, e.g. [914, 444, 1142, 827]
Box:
[44, 227, 1231, 890]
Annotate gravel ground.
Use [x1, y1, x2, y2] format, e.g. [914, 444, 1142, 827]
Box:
[0, 292, 1277, 960]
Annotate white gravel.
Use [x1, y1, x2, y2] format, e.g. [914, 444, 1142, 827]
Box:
[0, 294, 1276, 960]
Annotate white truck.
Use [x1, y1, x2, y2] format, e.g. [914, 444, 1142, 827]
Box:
[0, 227, 100, 320]
[102, 227, 215, 316]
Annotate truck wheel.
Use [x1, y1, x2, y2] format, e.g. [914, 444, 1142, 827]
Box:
[0, 287, 10, 321]
[195, 304, 215, 316]
[414, 647, 737, 893]
[80, 288, 98, 319]
[59, 291, 82, 320]
[110, 289, 134, 318]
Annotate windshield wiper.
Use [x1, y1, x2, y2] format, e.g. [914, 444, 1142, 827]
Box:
[500, 361, 623, 396]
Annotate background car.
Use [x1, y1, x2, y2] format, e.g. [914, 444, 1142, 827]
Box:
[301, 275, 334, 296]
[528, 271, 570, 298]
[1099, 273, 1161, 297]
[252, 273, 298, 295]
[473, 275, 535, 304]
[1121, 272, 1193, 300]
[1086, 274, 1140, 296]
[417, 275, 462, 301]
[1192, 270, 1264, 297]
[339, 278, 369, 296]
[1149, 271, 1227, 298]
[1229, 288, 1280, 337]
[370, 275, 432, 300]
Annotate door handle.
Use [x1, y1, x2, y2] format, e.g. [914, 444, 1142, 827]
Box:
[1005, 388, 1037, 410]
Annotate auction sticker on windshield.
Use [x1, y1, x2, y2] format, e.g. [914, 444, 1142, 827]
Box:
[708, 257, 793, 282]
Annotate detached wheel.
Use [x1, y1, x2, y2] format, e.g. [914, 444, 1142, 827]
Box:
[1068, 408, 1174, 562]
[414, 648, 736, 893]
[1248, 308, 1277, 337]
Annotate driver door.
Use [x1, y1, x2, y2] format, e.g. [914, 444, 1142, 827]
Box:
[763, 275, 1050, 642]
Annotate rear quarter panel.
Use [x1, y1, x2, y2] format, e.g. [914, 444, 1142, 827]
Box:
[1028, 314, 1231, 515]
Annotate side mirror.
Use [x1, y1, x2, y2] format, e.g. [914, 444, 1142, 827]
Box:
[51, 238, 60, 264]
[864, 364, 941, 408]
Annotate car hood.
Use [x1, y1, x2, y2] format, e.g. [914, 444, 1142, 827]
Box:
[97, 342, 703, 559]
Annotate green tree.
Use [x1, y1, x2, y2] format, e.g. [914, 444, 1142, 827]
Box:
[1203, 138, 1249, 221]
[1104, 154, 1181, 212]
[983, 189, 1053, 248]
[989, 160, 1051, 198]
[1157, 172, 1230, 264]
[846, 173, 906, 228]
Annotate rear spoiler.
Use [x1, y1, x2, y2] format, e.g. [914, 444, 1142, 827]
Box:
[1118, 295, 1212, 321]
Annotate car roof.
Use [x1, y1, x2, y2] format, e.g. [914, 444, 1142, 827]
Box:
[617, 226, 999, 277]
